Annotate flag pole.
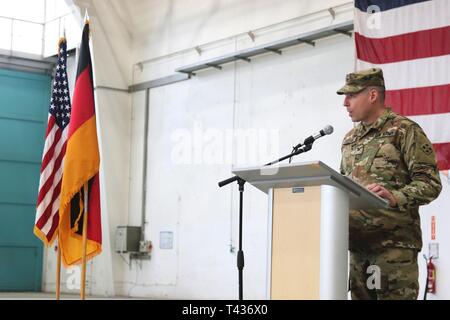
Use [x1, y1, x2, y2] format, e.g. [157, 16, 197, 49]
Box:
[81, 12, 90, 300]
[55, 36, 63, 301]
[56, 234, 61, 300]
[80, 183, 89, 300]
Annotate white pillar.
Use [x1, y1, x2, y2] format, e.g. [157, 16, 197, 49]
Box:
[320, 185, 349, 300]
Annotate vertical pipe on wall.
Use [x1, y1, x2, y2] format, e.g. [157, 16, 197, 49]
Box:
[141, 88, 150, 241]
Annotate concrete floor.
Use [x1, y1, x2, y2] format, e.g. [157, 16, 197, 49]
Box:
[0, 292, 142, 300]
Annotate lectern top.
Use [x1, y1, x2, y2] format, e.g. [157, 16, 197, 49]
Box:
[232, 161, 388, 210]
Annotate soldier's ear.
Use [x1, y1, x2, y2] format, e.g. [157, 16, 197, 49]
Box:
[368, 87, 378, 103]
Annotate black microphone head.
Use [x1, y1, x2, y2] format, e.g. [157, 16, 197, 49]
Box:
[323, 125, 334, 135]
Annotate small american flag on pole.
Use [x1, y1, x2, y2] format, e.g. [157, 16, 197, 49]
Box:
[34, 38, 71, 245]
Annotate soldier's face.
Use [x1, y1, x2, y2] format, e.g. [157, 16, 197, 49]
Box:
[343, 89, 373, 123]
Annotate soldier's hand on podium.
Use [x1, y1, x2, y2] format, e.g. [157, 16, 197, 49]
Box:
[366, 183, 397, 208]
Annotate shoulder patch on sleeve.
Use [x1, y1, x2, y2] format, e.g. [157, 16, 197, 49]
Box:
[421, 143, 433, 156]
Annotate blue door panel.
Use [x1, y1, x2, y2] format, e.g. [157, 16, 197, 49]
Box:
[0, 204, 37, 243]
[0, 67, 50, 291]
[0, 119, 45, 163]
[0, 246, 40, 291]
[0, 69, 48, 122]
[0, 161, 41, 204]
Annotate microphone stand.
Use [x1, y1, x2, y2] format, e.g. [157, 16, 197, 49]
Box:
[218, 176, 246, 300]
[265, 143, 312, 167]
[218, 142, 313, 300]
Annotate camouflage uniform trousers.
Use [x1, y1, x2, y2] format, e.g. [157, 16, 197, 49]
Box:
[349, 247, 419, 300]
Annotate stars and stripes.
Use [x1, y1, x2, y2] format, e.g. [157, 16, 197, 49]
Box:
[34, 38, 71, 245]
[354, 0, 450, 170]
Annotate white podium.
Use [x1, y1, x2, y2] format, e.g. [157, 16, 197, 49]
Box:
[232, 161, 388, 300]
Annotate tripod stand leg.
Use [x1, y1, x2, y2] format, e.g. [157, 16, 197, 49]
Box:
[238, 178, 245, 300]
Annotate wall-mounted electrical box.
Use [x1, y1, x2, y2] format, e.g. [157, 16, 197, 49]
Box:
[429, 242, 439, 259]
[115, 226, 141, 253]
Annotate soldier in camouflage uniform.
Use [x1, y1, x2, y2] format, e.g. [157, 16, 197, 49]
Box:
[337, 68, 442, 300]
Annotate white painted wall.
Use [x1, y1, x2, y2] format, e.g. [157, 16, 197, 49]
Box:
[124, 0, 355, 299]
[40, 0, 450, 300]
[124, 34, 354, 299]
[419, 174, 450, 300]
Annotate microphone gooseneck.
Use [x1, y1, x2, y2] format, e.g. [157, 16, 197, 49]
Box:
[294, 125, 334, 149]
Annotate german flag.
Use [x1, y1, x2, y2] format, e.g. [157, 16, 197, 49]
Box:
[58, 21, 102, 266]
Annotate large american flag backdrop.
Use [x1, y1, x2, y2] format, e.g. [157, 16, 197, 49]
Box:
[354, 0, 450, 170]
[34, 38, 71, 245]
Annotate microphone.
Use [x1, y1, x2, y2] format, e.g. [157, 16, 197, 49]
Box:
[294, 125, 334, 149]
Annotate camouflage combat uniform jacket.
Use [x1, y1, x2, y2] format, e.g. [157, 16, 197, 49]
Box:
[340, 108, 442, 252]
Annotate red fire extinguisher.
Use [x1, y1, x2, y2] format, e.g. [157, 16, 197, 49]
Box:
[427, 256, 436, 294]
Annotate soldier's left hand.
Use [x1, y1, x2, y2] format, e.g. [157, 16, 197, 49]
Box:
[366, 183, 397, 207]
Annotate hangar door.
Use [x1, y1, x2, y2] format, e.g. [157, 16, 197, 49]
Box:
[0, 68, 50, 291]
